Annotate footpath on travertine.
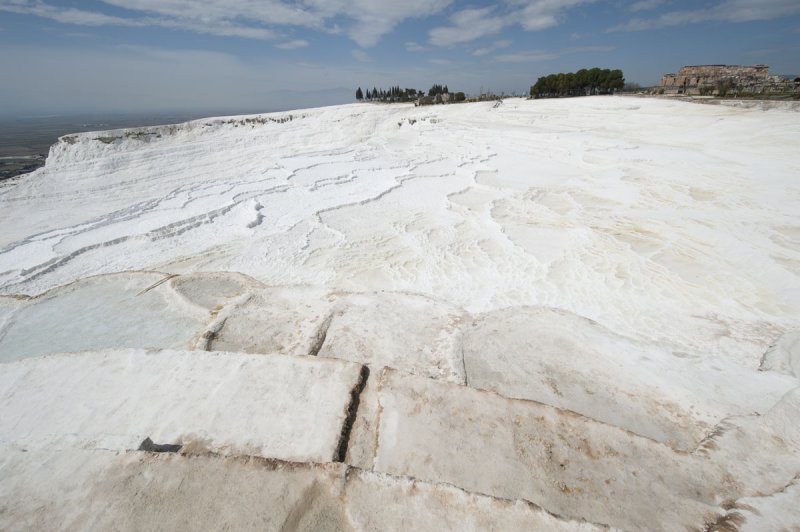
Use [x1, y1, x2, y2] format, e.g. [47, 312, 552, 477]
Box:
[1, 271, 799, 530]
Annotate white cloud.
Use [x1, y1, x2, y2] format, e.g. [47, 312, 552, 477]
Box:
[513, 0, 593, 32]
[429, 7, 507, 46]
[351, 49, 371, 63]
[495, 50, 558, 63]
[276, 39, 309, 50]
[102, 0, 321, 28]
[405, 41, 427, 52]
[0, 1, 140, 27]
[305, 0, 453, 46]
[429, 1, 594, 46]
[0, 0, 454, 47]
[629, 0, 665, 12]
[472, 39, 512, 57]
[149, 17, 276, 39]
[0, 0, 277, 39]
[494, 45, 614, 63]
[611, 0, 800, 31]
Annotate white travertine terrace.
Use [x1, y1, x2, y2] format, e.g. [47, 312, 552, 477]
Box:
[0, 97, 799, 530]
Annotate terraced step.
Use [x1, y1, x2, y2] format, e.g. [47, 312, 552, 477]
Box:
[1, 347, 798, 530]
[0, 447, 604, 531]
[2, 272, 799, 529]
[352, 367, 800, 531]
[2, 271, 793, 455]
[0, 349, 364, 463]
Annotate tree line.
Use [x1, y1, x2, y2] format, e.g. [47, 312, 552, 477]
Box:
[530, 68, 625, 98]
[354, 70, 626, 103]
[356, 83, 463, 102]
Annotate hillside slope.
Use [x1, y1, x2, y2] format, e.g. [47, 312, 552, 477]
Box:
[1, 97, 799, 529]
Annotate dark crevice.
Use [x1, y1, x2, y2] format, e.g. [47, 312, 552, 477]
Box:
[334, 365, 370, 463]
[202, 330, 217, 351]
[460, 341, 469, 387]
[308, 313, 333, 357]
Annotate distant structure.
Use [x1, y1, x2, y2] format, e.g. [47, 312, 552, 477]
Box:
[416, 90, 465, 106]
[659, 64, 797, 95]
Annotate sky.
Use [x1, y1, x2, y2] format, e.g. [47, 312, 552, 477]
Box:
[1, 0, 799, 116]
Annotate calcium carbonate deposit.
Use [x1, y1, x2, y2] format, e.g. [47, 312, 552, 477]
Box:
[1, 97, 799, 530]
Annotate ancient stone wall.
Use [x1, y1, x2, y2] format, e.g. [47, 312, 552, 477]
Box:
[659, 64, 795, 95]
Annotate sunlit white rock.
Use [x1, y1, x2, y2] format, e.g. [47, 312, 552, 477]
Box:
[0, 97, 798, 529]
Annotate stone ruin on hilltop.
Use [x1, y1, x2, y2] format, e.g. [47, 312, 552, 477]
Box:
[659, 64, 799, 96]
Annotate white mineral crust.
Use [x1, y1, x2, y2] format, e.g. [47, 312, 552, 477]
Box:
[0, 97, 798, 530]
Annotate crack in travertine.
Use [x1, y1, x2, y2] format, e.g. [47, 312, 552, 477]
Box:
[136, 273, 178, 296]
[307, 312, 333, 357]
[334, 365, 370, 463]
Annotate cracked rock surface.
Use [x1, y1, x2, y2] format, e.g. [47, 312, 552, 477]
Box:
[1, 97, 799, 530]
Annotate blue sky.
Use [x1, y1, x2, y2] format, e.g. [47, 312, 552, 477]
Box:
[1, 0, 799, 115]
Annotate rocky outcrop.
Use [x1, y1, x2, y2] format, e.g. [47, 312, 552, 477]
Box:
[659, 64, 796, 95]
